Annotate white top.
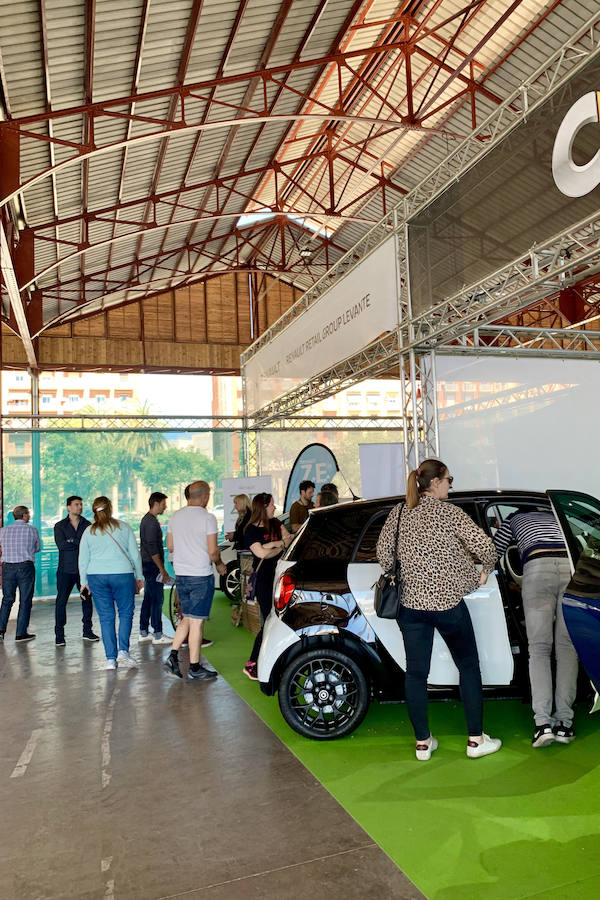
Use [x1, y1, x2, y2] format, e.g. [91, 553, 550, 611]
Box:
[167, 506, 218, 576]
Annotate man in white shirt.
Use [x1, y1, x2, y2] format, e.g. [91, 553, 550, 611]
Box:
[164, 481, 226, 680]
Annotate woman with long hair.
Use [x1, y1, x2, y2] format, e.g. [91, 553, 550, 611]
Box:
[376, 459, 501, 761]
[225, 494, 251, 549]
[79, 497, 144, 671]
[242, 493, 291, 680]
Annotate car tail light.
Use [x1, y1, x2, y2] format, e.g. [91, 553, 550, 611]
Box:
[274, 571, 296, 612]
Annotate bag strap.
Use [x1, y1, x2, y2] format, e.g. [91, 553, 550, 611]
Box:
[390, 502, 404, 575]
[107, 530, 134, 572]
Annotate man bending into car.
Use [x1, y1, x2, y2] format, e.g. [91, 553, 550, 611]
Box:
[493, 510, 578, 748]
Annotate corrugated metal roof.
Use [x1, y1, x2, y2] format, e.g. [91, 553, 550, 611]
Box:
[0, 0, 597, 334]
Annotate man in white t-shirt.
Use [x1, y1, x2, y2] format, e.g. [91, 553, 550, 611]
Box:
[164, 481, 226, 680]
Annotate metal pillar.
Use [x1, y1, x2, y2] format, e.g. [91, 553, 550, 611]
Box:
[243, 429, 261, 477]
[30, 369, 43, 595]
[397, 203, 440, 477]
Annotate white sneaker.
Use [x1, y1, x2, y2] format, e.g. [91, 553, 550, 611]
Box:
[106, 658, 117, 670]
[152, 634, 172, 645]
[116, 651, 138, 669]
[415, 736, 438, 761]
[138, 633, 153, 643]
[467, 733, 502, 758]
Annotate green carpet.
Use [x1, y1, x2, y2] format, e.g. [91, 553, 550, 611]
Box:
[202, 592, 600, 900]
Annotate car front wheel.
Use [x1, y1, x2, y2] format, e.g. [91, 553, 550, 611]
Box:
[220, 559, 240, 601]
[278, 648, 369, 740]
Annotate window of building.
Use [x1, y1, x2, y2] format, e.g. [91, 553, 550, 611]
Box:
[41, 395, 51, 406]
[346, 393, 362, 410]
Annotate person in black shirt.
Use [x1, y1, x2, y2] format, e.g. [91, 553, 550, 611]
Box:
[225, 494, 251, 549]
[242, 493, 292, 681]
[138, 492, 171, 645]
[54, 495, 97, 645]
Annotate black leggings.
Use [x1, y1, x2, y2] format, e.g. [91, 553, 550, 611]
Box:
[248, 579, 274, 663]
[397, 599, 483, 741]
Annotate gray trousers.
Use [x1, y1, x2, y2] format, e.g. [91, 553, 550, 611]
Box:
[522, 557, 578, 727]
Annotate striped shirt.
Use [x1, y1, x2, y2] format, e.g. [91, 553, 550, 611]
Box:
[493, 511, 565, 566]
[0, 520, 41, 563]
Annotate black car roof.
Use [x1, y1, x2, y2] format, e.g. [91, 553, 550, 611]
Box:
[309, 489, 549, 515]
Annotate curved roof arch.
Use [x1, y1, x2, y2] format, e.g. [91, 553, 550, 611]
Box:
[1, 0, 598, 367]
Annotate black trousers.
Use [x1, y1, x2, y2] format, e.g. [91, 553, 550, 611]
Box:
[55, 570, 93, 639]
[248, 578, 275, 664]
[397, 599, 483, 741]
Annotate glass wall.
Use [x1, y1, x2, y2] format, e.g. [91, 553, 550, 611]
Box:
[3, 427, 243, 596]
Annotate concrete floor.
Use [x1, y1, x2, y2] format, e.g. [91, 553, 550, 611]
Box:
[1, 601, 425, 900]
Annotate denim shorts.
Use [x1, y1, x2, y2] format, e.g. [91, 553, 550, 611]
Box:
[176, 574, 215, 619]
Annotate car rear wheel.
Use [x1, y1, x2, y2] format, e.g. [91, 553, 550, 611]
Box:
[220, 559, 240, 601]
[278, 648, 369, 740]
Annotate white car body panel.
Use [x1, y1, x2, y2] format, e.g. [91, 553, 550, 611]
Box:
[258, 611, 300, 683]
[258, 559, 299, 683]
[346, 563, 514, 686]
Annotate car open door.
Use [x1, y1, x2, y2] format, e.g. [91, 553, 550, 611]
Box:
[547, 490, 600, 699]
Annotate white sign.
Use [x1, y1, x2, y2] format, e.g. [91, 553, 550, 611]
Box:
[244, 237, 398, 413]
[552, 91, 600, 198]
[222, 476, 272, 532]
[359, 444, 406, 499]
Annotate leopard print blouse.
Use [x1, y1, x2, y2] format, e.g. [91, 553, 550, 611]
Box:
[375, 495, 498, 611]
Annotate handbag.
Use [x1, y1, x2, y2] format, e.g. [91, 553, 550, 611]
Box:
[245, 559, 263, 601]
[373, 503, 404, 619]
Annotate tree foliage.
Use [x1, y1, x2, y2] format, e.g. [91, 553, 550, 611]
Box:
[139, 447, 225, 496]
[3, 462, 33, 512]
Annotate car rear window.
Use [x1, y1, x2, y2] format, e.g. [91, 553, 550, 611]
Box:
[287, 504, 378, 562]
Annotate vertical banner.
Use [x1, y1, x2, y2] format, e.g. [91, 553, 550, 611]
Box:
[283, 443, 339, 513]
[359, 444, 406, 499]
[221, 476, 273, 532]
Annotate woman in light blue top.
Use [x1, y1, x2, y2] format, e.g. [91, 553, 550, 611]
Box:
[79, 496, 143, 671]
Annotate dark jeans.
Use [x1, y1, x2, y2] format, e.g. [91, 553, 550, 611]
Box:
[248, 579, 274, 663]
[140, 561, 164, 635]
[0, 561, 36, 636]
[397, 599, 483, 741]
[55, 570, 93, 639]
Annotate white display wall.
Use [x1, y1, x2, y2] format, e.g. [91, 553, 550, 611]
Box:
[436, 355, 600, 497]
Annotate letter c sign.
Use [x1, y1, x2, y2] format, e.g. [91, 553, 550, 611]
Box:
[552, 92, 600, 198]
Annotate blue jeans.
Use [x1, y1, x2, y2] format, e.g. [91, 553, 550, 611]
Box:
[140, 561, 164, 635]
[0, 561, 36, 636]
[397, 599, 483, 741]
[88, 573, 135, 660]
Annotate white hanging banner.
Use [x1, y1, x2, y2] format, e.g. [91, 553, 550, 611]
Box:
[244, 236, 398, 414]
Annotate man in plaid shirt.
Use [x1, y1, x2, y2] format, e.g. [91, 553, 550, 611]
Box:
[0, 506, 41, 641]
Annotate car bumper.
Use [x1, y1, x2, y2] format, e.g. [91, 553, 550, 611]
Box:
[258, 609, 300, 691]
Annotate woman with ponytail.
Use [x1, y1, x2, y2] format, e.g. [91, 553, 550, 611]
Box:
[79, 496, 143, 671]
[376, 459, 501, 761]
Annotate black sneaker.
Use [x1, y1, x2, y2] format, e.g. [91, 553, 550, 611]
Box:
[55, 637, 66, 647]
[0, 631, 5, 641]
[188, 665, 218, 680]
[164, 655, 183, 679]
[15, 633, 36, 642]
[83, 632, 100, 642]
[532, 724, 555, 748]
[553, 722, 575, 744]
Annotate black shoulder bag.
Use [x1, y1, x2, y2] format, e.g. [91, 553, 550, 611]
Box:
[374, 503, 404, 619]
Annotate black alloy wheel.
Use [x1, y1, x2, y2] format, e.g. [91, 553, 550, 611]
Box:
[220, 559, 241, 601]
[278, 648, 369, 740]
